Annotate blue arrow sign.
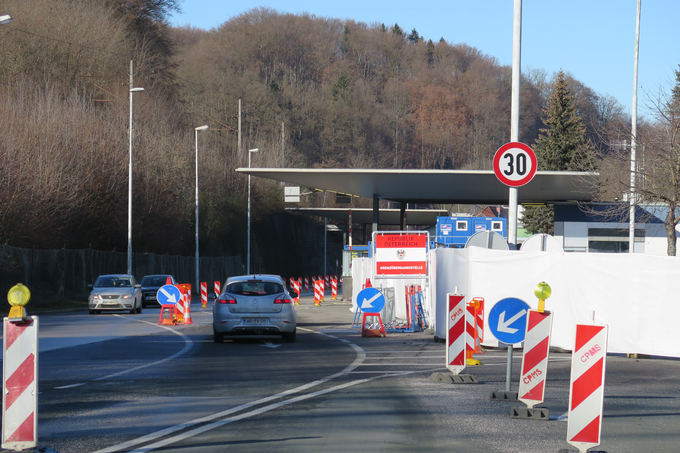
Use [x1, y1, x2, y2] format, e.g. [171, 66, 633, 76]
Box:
[356, 287, 385, 313]
[157, 284, 182, 305]
[488, 297, 530, 344]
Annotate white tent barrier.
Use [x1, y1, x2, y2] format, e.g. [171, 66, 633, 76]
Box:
[352, 247, 680, 358]
[432, 247, 680, 358]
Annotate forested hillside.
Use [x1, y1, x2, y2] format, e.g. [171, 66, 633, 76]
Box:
[0, 1, 628, 262]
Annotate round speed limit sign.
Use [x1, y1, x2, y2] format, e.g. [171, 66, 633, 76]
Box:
[493, 142, 538, 187]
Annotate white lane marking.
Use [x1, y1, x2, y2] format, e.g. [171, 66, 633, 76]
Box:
[259, 341, 281, 348]
[93, 316, 193, 381]
[54, 383, 85, 389]
[93, 326, 366, 453]
[126, 377, 382, 453]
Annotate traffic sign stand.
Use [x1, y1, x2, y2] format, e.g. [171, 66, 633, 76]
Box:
[361, 313, 386, 338]
[488, 297, 530, 402]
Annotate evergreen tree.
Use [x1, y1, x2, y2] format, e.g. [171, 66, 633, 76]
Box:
[522, 70, 593, 235]
[408, 28, 420, 43]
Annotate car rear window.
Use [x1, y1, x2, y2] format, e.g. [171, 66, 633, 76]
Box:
[95, 277, 133, 288]
[226, 281, 283, 296]
[141, 276, 168, 286]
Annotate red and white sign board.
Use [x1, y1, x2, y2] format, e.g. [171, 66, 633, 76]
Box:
[493, 142, 538, 187]
[373, 232, 429, 278]
[446, 294, 466, 375]
[2, 317, 38, 450]
[518, 310, 553, 408]
[567, 324, 609, 452]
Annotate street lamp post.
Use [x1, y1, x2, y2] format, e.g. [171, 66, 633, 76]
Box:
[195, 125, 209, 293]
[127, 86, 144, 276]
[247, 148, 259, 274]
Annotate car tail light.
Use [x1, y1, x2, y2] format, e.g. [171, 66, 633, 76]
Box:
[218, 294, 237, 304]
[274, 294, 293, 304]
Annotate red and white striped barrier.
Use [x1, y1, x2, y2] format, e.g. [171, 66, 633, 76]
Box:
[325, 275, 330, 288]
[518, 310, 553, 408]
[214, 281, 221, 296]
[473, 297, 485, 353]
[446, 294, 466, 375]
[313, 279, 322, 306]
[2, 317, 38, 450]
[304, 277, 309, 293]
[174, 285, 186, 321]
[183, 293, 194, 324]
[567, 323, 609, 452]
[292, 279, 300, 305]
[318, 277, 325, 301]
[200, 282, 208, 308]
[331, 277, 338, 300]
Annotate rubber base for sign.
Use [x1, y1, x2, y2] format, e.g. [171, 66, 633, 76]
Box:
[429, 372, 477, 384]
[558, 450, 606, 453]
[490, 390, 518, 401]
[510, 406, 549, 420]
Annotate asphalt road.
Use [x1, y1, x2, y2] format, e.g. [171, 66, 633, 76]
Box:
[2, 293, 680, 453]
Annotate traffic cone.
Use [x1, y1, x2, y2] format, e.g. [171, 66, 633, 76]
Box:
[466, 349, 481, 366]
[365, 278, 372, 288]
[183, 297, 194, 325]
[166, 276, 173, 285]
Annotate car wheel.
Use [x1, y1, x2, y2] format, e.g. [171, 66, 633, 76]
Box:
[213, 329, 224, 343]
[130, 305, 136, 314]
[283, 328, 296, 343]
[137, 304, 142, 314]
[89, 309, 95, 315]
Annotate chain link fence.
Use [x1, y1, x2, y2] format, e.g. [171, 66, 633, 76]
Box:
[0, 245, 243, 304]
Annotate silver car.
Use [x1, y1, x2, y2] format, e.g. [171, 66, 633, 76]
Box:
[88, 274, 142, 315]
[213, 275, 297, 343]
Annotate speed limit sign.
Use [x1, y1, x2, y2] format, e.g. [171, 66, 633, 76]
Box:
[493, 142, 538, 187]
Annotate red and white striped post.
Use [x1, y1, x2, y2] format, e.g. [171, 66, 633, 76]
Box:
[2, 317, 38, 450]
[292, 279, 301, 305]
[446, 294, 466, 375]
[313, 279, 321, 306]
[331, 277, 338, 300]
[518, 310, 553, 408]
[200, 282, 208, 308]
[304, 277, 309, 293]
[318, 276, 325, 302]
[214, 281, 221, 297]
[567, 323, 609, 452]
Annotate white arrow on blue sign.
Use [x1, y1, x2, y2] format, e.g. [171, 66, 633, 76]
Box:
[488, 297, 531, 344]
[157, 284, 182, 305]
[356, 287, 385, 313]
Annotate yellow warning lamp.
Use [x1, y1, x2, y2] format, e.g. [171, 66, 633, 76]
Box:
[534, 281, 551, 313]
[7, 283, 31, 321]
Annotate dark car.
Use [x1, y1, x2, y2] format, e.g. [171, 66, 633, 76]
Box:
[140, 275, 177, 307]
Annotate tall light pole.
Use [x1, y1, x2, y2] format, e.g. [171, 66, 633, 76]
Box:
[127, 86, 145, 276]
[195, 125, 209, 293]
[247, 148, 259, 274]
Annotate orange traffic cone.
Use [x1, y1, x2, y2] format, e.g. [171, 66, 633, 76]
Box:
[166, 276, 173, 285]
[183, 297, 194, 324]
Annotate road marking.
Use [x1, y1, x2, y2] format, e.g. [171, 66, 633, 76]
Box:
[93, 327, 366, 453]
[54, 383, 85, 389]
[259, 341, 281, 348]
[93, 316, 193, 381]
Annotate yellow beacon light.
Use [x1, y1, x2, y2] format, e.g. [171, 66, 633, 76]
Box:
[7, 283, 31, 321]
[534, 281, 551, 313]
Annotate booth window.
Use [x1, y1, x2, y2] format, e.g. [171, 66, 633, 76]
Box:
[456, 221, 468, 231]
[492, 221, 503, 231]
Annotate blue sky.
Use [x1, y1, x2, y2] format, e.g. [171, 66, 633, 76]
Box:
[170, 1, 679, 115]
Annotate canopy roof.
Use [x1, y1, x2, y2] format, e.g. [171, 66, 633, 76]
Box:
[284, 208, 449, 225]
[236, 168, 597, 204]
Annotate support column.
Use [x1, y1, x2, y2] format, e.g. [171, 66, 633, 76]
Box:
[372, 194, 380, 235]
[400, 202, 406, 230]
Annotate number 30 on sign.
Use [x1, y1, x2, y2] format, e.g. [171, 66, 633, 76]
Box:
[493, 142, 538, 187]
